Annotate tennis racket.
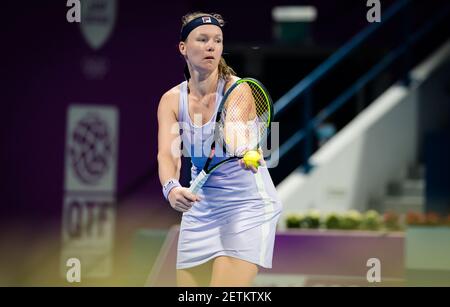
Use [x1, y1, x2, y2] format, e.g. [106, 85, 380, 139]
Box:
[188, 77, 273, 194]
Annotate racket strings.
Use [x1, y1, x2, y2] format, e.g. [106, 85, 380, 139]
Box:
[250, 83, 270, 129]
[220, 81, 270, 156]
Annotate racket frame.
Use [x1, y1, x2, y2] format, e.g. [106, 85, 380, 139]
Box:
[188, 78, 273, 194]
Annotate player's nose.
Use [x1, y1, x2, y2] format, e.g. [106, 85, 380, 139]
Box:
[205, 41, 214, 52]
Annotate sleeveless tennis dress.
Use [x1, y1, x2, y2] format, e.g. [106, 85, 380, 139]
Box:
[176, 78, 282, 269]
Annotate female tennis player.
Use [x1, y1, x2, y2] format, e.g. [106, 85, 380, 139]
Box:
[157, 12, 282, 287]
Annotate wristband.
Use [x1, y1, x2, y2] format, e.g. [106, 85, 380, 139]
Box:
[162, 178, 181, 201]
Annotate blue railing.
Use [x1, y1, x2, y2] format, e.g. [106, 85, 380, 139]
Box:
[268, 0, 450, 172]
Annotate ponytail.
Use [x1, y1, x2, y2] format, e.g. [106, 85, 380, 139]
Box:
[218, 56, 236, 81]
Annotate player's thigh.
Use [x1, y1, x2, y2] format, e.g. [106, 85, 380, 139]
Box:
[210, 256, 258, 287]
[177, 260, 213, 287]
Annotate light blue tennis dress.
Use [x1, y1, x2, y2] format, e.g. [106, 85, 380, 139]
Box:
[176, 78, 282, 270]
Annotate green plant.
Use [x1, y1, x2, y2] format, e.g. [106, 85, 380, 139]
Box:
[360, 210, 382, 230]
[340, 210, 362, 230]
[303, 210, 321, 229]
[286, 213, 303, 228]
[324, 212, 341, 229]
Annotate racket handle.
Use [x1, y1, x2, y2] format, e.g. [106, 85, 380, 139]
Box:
[188, 170, 209, 195]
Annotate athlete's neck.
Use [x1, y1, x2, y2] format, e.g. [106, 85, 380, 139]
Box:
[187, 69, 219, 98]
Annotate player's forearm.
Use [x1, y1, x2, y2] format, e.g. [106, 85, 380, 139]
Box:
[157, 153, 181, 185]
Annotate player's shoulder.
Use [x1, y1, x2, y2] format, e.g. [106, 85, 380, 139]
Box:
[157, 83, 183, 119]
[224, 75, 241, 92]
[158, 83, 183, 113]
[160, 83, 182, 103]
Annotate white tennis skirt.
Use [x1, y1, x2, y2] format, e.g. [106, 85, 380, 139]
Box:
[176, 160, 282, 270]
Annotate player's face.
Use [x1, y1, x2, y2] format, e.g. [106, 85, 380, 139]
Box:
[181, 25, 223, 74]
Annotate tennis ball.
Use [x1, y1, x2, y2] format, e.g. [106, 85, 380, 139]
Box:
[243, 150, 261, 168]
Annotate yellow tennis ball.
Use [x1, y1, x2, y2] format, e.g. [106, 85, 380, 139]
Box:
[243, 150, 261, 168]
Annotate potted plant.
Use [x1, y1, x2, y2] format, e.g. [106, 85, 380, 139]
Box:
[286, 213, 304, 229]
[340, 210, 362, 230]
[303, 210, 321, 229]
[360, 210, 382, 231]
[324, 212, 341, 230]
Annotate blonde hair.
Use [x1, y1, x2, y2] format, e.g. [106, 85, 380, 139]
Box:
[181, 12, 236, 81]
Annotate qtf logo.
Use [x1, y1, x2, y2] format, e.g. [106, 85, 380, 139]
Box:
[69, 113, 112, 185]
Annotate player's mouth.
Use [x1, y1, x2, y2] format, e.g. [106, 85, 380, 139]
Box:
[204, 56, 215, 60]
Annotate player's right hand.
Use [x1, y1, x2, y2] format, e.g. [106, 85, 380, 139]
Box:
[168, 187, 201, 212]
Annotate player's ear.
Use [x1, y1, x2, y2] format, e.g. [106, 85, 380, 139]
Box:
[179, 41, 187, 56]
